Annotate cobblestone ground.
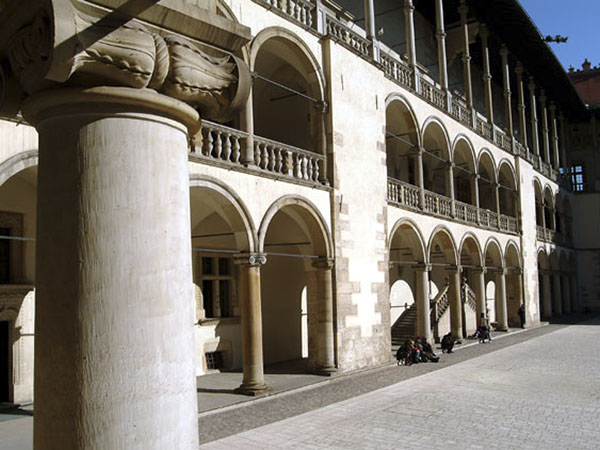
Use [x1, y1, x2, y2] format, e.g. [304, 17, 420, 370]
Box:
[200, 317, 600, 449]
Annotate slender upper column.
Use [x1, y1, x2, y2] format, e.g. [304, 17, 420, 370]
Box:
[473, 174, 481, 211]
[447, 266, 463, 339]
[364, 0, 379, 61]
[435, 0, 448, 91]
[480, 24, 494, 124]
[234, 253, 270, 395]
[540, 91, 551, 164]
[310, 257, 337, 374]
[553, 272, 563, 315]
[459, 0, 473, 107]
[447, 162, 456, 217]
[404, 0, 417, 70]
[549, 103, 561, 169]
[559, 113, 569, 173]
[528, 77, 541, 158]
[515, 62, 528, 150]
[500, 45, 514, 137]
[415, 147, 426, 209]
[494, 182, 501, 218]
[494, 269, 508, 331]
[414, 264, 432, 343]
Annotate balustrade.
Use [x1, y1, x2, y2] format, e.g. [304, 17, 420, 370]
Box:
[325, 15, 370, 58]
[536, 225, 545, 241]
[419, 77, 447, 110]
[387, 178, 420, 210]
[380, 52, 413, 90]
[256, 0, 313, 27]
[424, 190, 452, 218]
[451, 96, 472, 127]
[195, 120, 246, 164]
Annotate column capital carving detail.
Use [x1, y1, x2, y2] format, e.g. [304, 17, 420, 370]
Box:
[311, 257, 334, 270]
[412, 263, 432, 272]
[234, 253, 267, 267]
[0, 0, 251, 123]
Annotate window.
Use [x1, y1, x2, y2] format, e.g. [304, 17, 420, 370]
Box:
[205, 351, 224, 371]
[570, 164, 585, 192]
[198, 256, 234, 318]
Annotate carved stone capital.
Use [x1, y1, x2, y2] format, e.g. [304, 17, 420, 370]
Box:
[234, 253, 267, 267]
[0, 0, 251, 123]
[311, 257, 334, 270]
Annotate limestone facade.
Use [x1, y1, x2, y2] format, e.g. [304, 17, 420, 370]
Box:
[0, 0, 591, 447]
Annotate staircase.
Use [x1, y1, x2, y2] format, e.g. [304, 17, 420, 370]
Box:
[390, 304, 417, 346]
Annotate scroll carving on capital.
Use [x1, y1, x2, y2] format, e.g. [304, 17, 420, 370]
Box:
[0, 0, 250, 122]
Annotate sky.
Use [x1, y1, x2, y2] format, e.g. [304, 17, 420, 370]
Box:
[518, 0, 600, 71]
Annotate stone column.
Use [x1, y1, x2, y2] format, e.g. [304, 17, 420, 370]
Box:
[310, 257, 336, 374]
[561, 274, 572, 314]
[404, 0, 419, 90]
[447, 162, 456, 217]
[241, 90, 255, 166]
[529, 77, 541, 160]
[500, 45, 513, 137]
[459, 0, 473, 107]
[515, 62, 528, 150]
[415, 147, 426, 209]
[559, 114, 569, 173]
[495, 269, 508, 331]
[473, 174, 480, 209]
[549, 103, 560, 169]
[494, 182, 501, 219]
[316, 101, 329, 184]
[552, 272, 563, 315]
[542, 271, 553, 319]
[473, 267, 486, 321]
[480, 24, 494, 124]
[364, 0, 379, 61]
[435, 0, 448, 91]
[540, 91, 551, 164]
[24, 87, 201, 449]
[447, 266, 463, 339]
[234, 253, 270, 395]
[414, 264, 432, 343]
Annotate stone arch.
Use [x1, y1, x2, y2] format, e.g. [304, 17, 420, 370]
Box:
[484, 238, 504, 269]
[484, 238, 504, 326]
[389, 218, 427, 263]
[459, 232, 483, 267]
[452, 135, 477, 205]
[498, 160, 518, 217]
[385, 95, 421, 185]
[428, 226, 458, 267]
[477, 149, 497, 212]
[189, 174, 257, 253]
[421, 117, 451, 196]
[250, 28, 326, 154]
[0, 150, 38, 187]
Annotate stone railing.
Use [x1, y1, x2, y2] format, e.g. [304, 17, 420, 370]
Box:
[478, 209, 499, 229]
[325, 15, 370, 58]
[192, 121, 327, 187]
[254, 0, 313, 27]
[423, 190, 452, 218]
[431, 284, 450, 325]
[462, 283, 477, 312]
[450, 96, 472, 127]
[195, 120, 247, 165]
[254, 136, 324, 183]
[387, 178, 420, 210]
[500, 214, 519, 234]
[474, 116, 493, 140]
[419, 77, 446, 110]
[455, 200, 478, 224]
[536, 225, 545, 241]
[493, 127, 513, 153]
[380, 52, 413, 90]
[515, 141, 528, 160]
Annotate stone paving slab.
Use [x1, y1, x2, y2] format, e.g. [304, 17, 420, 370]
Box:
[200, 317, 600, 449]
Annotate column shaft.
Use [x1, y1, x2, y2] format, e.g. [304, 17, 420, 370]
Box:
[241, 90, 255, 165]
[474, 269, 486, 321]
[550, 104, 560, 169]
[480, 25, 494, 124]
[540, 92, 551, 164]
[364, 0, 379, 60]
[415, 148, 425, 209]
[404, 0, 417, 69]
[415, 266, 432, 343]
[435, 0, 448, 91]
[529, 78, 540, 158]
[500, 45, 513, 136]
[515, 63, 528, 149]
[559, 114, 569, 173]
[459, 0, 473, 107]
[236, 256, 269, 395]
[495, 270, 508, 331]
[448, 268, 463, 339]
[311, 258, 336, 373]
[447, 163, 455, 216]
[552, 273, 563, 315]
[26, 88, 200, 449]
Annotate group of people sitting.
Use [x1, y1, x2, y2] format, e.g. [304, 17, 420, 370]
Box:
[396, 333, 457, 366]
[396, 336, 440, 365]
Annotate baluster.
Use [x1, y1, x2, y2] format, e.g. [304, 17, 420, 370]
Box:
[232, 136, 241, 163]
[302, 155, 309, 179]
[261, 144, 269, 170]
[214, 131, 223, 158]
[313, 158, 320, 182]
[274, 148, 283, 173]
[307, 156, 314, 180]
[222, 133, 232, 161]
[254, 142, 262, 167]
[203, 129, 212, 157]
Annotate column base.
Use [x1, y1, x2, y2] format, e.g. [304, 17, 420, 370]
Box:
[234, 383, 271, 396]
[313, 366, 337, 376]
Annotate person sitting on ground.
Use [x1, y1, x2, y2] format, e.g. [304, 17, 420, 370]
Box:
[416, 336, 439, 362]
[397, 338, 419, 365]
[441, 332, 455, 353]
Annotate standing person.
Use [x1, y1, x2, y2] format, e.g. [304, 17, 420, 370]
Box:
[518, 303, 526, 328]
[479, 312, 490, 343]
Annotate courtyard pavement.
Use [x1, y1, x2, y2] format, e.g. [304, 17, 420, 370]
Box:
[200, 316, 600, 449]
[1, 316, 598, 449]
